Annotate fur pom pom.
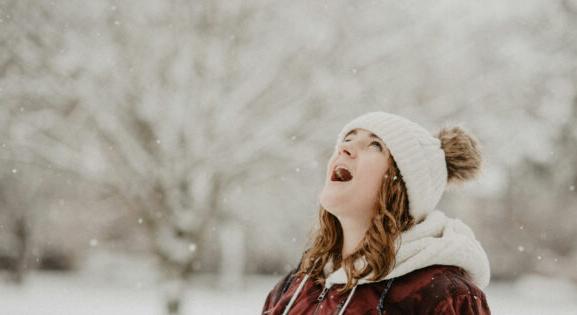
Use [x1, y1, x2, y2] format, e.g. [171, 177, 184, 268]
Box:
[436, 125, 482, 185]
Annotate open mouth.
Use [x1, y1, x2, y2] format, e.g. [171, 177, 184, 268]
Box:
[331, 166, 353, 182]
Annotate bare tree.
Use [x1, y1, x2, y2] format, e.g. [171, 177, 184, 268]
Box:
[0, 0, 73, 283]
[3, 0, 330, 313]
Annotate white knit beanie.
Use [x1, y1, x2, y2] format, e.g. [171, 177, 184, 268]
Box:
[335, 111, 448, 223]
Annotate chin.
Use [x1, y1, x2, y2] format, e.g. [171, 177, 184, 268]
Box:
[319, 190, 349, 217]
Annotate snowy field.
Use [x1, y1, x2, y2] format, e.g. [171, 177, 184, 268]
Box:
[1, 270, 576, 315]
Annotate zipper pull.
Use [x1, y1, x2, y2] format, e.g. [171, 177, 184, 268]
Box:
[317, 286, 330, 302]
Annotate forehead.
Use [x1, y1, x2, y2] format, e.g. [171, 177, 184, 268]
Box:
[344, 128, 382, 141]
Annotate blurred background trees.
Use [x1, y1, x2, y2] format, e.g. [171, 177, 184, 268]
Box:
[1, 0, 577, 313]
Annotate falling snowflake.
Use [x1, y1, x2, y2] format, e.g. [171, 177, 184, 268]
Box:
[90, 239, 99, 247]
[570, 185, 575, 191]
[188, 243, 197, 252]
[517, 246, 525, 252]
[11, 169, 17, 174]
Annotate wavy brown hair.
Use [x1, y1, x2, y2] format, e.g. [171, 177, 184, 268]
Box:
[296, 153, 416, 294]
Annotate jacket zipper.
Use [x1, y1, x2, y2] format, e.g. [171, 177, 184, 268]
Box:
[312, 286, 330, 315]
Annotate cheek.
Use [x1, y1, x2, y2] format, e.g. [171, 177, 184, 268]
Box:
[360, 156, 387, 178]
[354, 171, 382, 206]
[357, 161, 387, 192]
[362, 173, 384, 196]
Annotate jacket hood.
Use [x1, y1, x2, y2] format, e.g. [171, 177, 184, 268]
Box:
[323, 209, 491, 289]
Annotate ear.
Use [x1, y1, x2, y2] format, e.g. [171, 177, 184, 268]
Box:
[436, 125, 482, 185]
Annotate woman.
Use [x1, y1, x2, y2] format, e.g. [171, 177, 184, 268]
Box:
[261, 111, 491, 314]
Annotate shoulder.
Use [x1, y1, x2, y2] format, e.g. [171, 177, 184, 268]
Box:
[387, 265, 491, 314]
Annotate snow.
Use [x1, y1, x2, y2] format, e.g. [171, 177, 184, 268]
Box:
[1, 271, 576, 315]
[1, 0, 577, 314]
[488, 275, 577, 315]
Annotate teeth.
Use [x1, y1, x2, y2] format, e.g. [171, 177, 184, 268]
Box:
[332, 167, 353, 182]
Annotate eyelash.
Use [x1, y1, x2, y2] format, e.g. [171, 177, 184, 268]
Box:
[343, 139, 383, 151]
[371, 141, 383, 150]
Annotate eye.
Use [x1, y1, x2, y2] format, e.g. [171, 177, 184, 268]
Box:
[370, 141, 383, 151]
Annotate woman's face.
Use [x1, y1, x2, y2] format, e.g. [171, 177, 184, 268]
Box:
[319, 128, 391, 222]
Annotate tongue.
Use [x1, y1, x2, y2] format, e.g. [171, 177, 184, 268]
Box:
[336, 168, 352, 181]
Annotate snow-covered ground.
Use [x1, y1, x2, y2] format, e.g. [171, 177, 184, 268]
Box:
[1, 271, 576, 315]
[1, 251, 575, 315]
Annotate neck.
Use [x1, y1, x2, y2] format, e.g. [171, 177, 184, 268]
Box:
[338, 215, 371, 258]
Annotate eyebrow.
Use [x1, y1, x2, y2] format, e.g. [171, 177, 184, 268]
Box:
[344, 129, 382, 142]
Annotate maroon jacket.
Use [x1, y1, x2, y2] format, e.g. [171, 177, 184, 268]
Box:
[262, 264, 490, 314]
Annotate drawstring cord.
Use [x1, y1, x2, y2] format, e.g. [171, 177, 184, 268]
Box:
[281, 257, 321, 315]
[281, 273, 309, 315]
[282, 276, 358, 315]
[281, 257, 396, 315]
[337, 284, 358, 315]
[280, 267, 395, 315]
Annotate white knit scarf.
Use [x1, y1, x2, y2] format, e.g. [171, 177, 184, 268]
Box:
[323, 209, 491, 289]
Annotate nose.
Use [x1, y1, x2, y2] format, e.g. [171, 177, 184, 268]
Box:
[338, 141, 356, 158]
